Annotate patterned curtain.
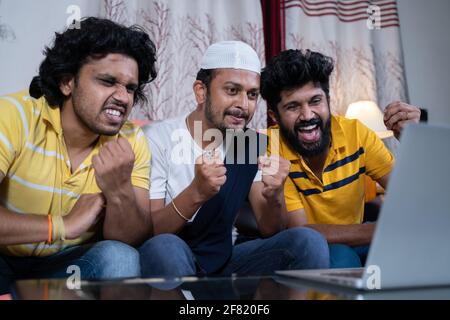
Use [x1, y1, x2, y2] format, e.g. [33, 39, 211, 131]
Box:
[283, 0, 408, 117]
[100, 0, 267, 129]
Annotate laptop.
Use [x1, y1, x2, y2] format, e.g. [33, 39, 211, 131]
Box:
[277, 123, 450, 290]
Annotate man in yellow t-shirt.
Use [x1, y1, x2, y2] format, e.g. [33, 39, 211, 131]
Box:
[261, 49, 421, 268]
[0, 17, 156, 294]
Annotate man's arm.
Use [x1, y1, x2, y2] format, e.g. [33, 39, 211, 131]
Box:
[0, 171, 105, 245]
[384, 102, 421, 140]
[150, 187, 204, 235]
[248, 155, 291, 237]
[288, 208, 375, 247]
[248, 182, 287, 237]
[93, 137, 153, 246]
[102, 185, 151, 246]
[376, 173, 389, 190]
[150, 152, 226, 235]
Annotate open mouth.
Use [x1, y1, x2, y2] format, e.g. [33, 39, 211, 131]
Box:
[103, 107, 125, 124]
[227, 114, 246, 124]
[297, 123, 321, 143]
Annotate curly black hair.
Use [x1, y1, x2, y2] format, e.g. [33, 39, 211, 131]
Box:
[260, 49, 334, 112]
[29, 17, 157, 107]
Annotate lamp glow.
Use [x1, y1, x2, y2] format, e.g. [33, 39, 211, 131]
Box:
[346, 100, 393, 139]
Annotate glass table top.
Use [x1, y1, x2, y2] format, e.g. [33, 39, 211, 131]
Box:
[12, 275, 450, 300]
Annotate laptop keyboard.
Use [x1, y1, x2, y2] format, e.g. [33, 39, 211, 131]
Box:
[320, 270, 364, 278]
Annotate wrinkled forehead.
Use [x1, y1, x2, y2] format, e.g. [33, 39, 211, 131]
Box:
[81, 53, 139, 83]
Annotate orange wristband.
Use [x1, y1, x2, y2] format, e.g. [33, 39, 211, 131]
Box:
[47, 214, 53, 244]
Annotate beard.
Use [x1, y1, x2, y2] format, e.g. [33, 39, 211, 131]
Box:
[279, 115, 332, 158]
[204, 95, 251, 132]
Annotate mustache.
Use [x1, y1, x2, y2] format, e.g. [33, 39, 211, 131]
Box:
[225, 109, 249, 120]
[294, 118, 322, 131]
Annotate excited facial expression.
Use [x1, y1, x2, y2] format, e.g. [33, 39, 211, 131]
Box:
[275, 81, 332, 157]
[64, 53, 139, 136]
[203, 69, 260, 131]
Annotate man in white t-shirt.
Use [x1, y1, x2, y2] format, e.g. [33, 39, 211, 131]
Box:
[139, 41, 329, 277]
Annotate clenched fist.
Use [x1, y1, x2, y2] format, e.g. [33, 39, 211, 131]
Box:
[259, 155, 291, 199]
[92, 137, 135, 197]
[384, 102, 421, 140]
[64, 193, 105, 239]
[191, 150, 227, 202]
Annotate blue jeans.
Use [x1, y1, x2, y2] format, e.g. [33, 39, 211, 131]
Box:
[139, 227, 330, 277]
[0, 240, 140, 294]
[329, 244, 370, 268]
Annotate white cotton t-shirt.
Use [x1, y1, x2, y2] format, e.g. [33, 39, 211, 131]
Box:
[143, 113, 262, 222]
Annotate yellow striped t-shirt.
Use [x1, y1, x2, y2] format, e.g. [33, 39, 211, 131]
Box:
[0, 90, 150, 257]
[268, 116, 394, 225]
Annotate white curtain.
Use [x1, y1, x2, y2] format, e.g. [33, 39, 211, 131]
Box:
[101, 0, 267, 129]
[283, 0, 408, 117]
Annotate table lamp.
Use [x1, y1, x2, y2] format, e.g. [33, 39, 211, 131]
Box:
[345, 100, 393, 139]
[346, 100, 393, 199]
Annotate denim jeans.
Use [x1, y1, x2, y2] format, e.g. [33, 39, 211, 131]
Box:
[139, 227, 330, 277]
[329, 244, 370, 268]
[0, 240, 140, 294]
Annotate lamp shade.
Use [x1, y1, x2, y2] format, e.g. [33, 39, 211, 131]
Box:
[346, 100, 393, 139]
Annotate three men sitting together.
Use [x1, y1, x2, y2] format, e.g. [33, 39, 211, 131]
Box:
[0, 17, 420, 294]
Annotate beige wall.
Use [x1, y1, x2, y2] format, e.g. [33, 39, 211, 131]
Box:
[0, 0, 100, 95]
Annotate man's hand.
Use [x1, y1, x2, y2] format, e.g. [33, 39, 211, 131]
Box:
[92, 137, 135, 198]
[191, 150, 227, 202]
[259, 155, 291, 200]
[383, 102, 421, 140]
[64, 193, 105, 239]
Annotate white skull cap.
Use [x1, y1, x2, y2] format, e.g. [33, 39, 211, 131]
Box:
[200, 41, 261, 74]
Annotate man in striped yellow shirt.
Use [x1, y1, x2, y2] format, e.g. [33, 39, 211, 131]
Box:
[0, 17, 156, 294]
[261, 49, 421, 268]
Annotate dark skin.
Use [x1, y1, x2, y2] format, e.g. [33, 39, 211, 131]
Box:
[150, 69, 290, 237]
[0, 53, 152, 247]
[60, 53, 152, 245]
[271, 82, 420, 246]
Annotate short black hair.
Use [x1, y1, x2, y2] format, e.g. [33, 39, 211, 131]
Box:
[29, 17, 157, 107]
[260, 49, 334, 112]
[195, 69, 218, 89]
